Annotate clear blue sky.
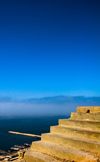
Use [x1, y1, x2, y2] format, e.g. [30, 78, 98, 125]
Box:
[0, 0, 100, 99]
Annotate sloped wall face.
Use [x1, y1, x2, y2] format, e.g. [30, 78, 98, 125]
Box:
[77, 106, 100, 113]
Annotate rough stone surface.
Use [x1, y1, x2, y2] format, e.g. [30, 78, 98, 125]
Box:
[42, 133, 100, 153]
[59, 119, 100, 131]
[71, 112, 100, 121]
[77, 106, 100, 113]
[24, 150, 63, 162]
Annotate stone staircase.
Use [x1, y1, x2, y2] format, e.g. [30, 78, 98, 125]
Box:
[24, 106, 100, 162]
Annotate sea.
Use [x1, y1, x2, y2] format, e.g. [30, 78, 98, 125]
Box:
[0, 115, 70, 151]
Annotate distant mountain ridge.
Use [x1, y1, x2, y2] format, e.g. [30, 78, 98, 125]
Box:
[0, 96, 100, 104]
[23, 96, 100, 104]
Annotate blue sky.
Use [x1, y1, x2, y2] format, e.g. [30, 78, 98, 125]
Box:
[0, 0, 100, 100]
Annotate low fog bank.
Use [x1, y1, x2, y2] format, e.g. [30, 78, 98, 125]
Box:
[0, 96, 100, 118]
[0, 102, 74, 117]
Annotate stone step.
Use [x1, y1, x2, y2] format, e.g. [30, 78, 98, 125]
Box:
[42, 133, 100, 153]
[31, 141, 98, 162]
[77, 106, 100, 113]
[59, 119, 100, 131]
[24, 150, 62, 162]
[70, 112, 100, 121]
[50, 126, 100, 142]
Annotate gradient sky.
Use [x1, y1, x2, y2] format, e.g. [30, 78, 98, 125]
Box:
[0, 0, 100, 99]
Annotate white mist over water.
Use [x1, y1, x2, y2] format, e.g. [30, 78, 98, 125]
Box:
[0, 96, 100, 117]
[0, 102, 74, 117]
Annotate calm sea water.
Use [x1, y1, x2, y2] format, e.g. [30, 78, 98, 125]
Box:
[0, 115, 69, 151]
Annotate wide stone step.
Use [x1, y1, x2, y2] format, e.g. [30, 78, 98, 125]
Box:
[77, 106, 100, 113]
[24, 150, 61, 162]
[31, 141, 98, 162]
[70, 112, 100, 121]
[50, 126, 100, 142]
[59, 119, 100, 131]
[42, 133, 100, 153]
